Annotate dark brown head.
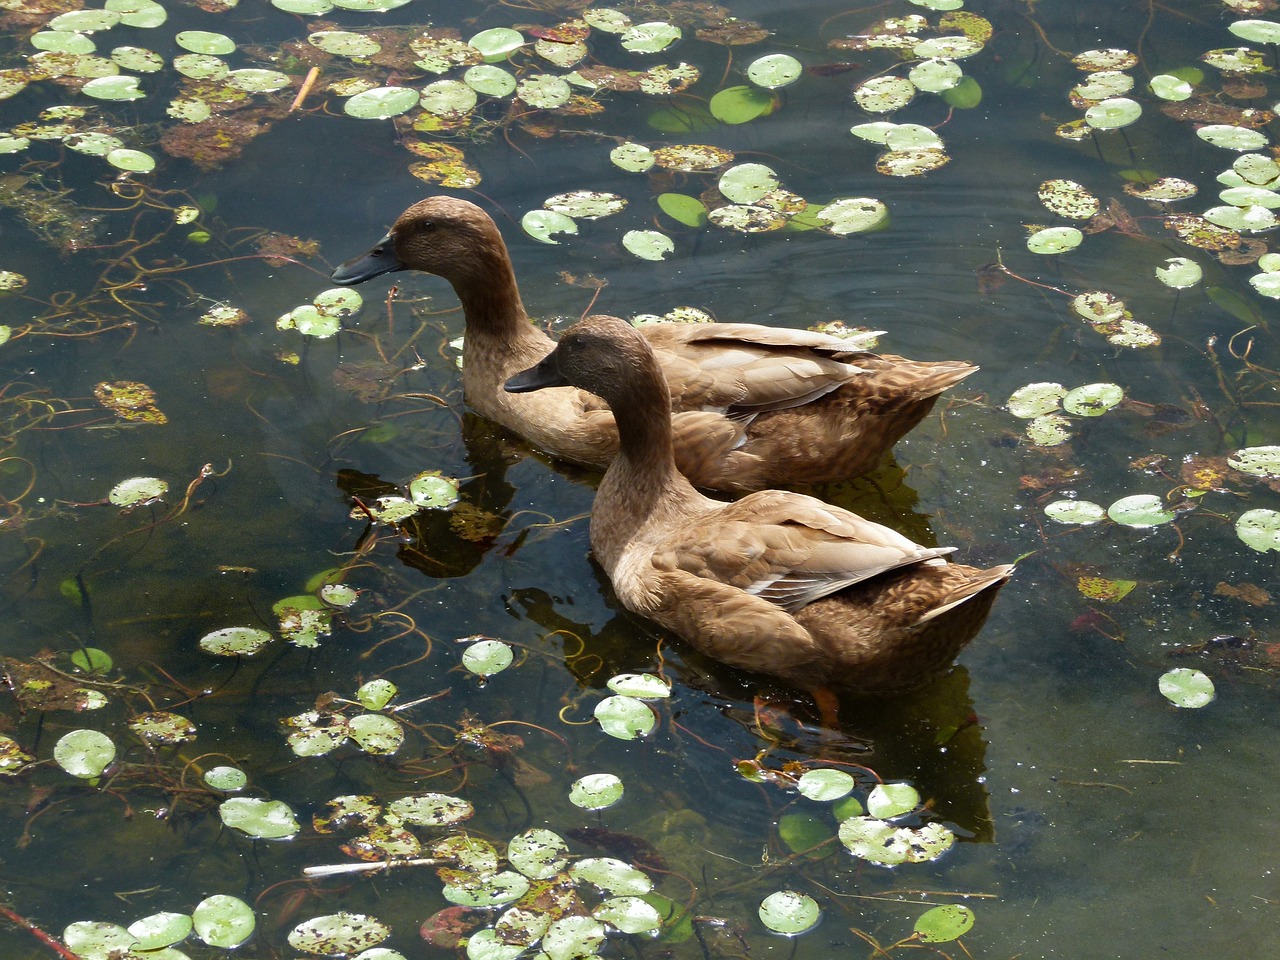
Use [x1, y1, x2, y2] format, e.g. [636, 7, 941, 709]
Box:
[504, 315, 667, 411]
[331, 197, 508, 288]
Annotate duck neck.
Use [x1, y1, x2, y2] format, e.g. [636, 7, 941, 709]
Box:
[596, 365, 703, 551]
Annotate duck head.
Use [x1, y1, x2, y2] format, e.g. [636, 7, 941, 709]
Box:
[331, 196, 509, 289]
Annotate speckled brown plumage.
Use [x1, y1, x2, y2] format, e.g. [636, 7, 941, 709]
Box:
[332, 196, 977, 492]
[504, 315, 1014, 698]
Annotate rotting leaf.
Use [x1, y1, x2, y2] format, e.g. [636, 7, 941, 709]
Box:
[95, 380, 167, 424]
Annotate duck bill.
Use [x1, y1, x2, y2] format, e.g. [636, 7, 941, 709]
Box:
[504, 355, 568, 393]
[330, 233, 405, 284]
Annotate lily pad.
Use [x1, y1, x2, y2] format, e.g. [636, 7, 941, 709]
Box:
[593, 694, 657, 739]
[1044, 499, 1107, 525]
[1235, 508, 1280, 552]
[1107, 494, 1176, 528]
[569, 773, 624, 810]
[759, 890, 820, 935]
[192, 895, 255, 949]
[622, 229, 675, 261]
[915, 904, 975, 943]
[1158, 667, 1215, 708]
[288, 913, 390, 956]
[1062, 382, 1124, 416]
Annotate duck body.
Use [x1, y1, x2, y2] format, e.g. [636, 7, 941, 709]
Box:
[505, 315, 1013, 696]
[331, 196, 977, 492]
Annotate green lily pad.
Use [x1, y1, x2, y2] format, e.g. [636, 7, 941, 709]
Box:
[409, 471, 459, 507]
[621, 21, 681, 54]
[747, 53, 802, 89]
[1062, 382, 1124, 416]
[507, 827, 569, 879]
[1007, 382, 1066, 418]
[288, 913, 390, 956]
[1197, 124, 1270, 151]
[569, 773, 624, 810]
[593, 896, 662, 934]
[522, 209, 578, 244]
[866, 782, 919, 818]
[219, 797, 300, 838]
[1044, 499, 1107, 525]
[914, 904, 975, 943]
[544, 190, 627, 219]
[128, 913, 193, 950]
[609, 141, 654, 172]
[1027, 226, 1083, 254]
[461, 638, 513, 676]
[1156, 257, 1202, 288]
[345, 86, 419, 119]
[796, 768, 855, 801]
[1149, 74, 1192, 100]
[1107, 494, 1176, 527]
[309, 30, 381, 57]
[463, 64, 516, 97]
[854, 75, 916, 113]
[106, 148, 155, 172]
[605, 672, 671, 698]
[469, 27, 524, 61]
[1229, 19, 1280, 44]
[1158, 667, 1215, 708]
[622, 229, 675, 260]
[1235, 508, 1280, 552]
[204, 765, 248, 791]
[54, 729, 116, 778]
[176, 31, 235, 55]
[516, 74, 571, 108]
[1084, 97, 1141, 130]
[759, 890, 820, 934]
[348, 713, 404, 755]
[421, 79, 477, 117]
[909, 57, 963, 92]
[191, 896, 255, 949]
[109, 475, 168, 506]
[709, 84, 774, 123]
[718, 163, 780, 203]
[1229, 446, 1280, 478]
[594, 694, 657, 739]
[200, 626, 273, 656]
[82, 75, 145, 100]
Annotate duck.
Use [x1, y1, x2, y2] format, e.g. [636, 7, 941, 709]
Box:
[331, 196, 977, 492]
[504, 314, 1014, 701]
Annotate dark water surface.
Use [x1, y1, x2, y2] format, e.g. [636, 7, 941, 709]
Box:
[2, 1, 1279, 958]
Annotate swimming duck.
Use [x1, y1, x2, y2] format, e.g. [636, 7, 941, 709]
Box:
[504, 315, 1014, 698]
[331, 197, 977, 492]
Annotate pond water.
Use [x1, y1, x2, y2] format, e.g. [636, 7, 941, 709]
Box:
[2, 0, 1279, 957]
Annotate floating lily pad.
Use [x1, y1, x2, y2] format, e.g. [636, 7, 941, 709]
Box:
[464, 64, 516, 97]
[1027, 226, 1083, 254]
[609, 142, 654, 172]
[516, 74, 571, 108]
[622, 229, 674, 260]
[759, 891, 819, 935]
[1026, 413, 1070, 443]
[709, 84, 774, 124]
[219, 797, 300, 838]
[200, 626, 273, 656]
[1074, 70, 1134, 100]
[409, 471, 459, 507]
[107, 0, 167, 26]
[387, 792, 474, 827]
[1156, 257, 1202, 288]
[877, 147, 950, 177]
[621, 21, 681, 53]
[1149, 74, 1192, 101]
[569, 774, 624, 810]
[796, 768, 855, 801]
[227, 68, 291, 93]
[54, 729, 116, 778]
[348, 713, 404, 755]
[106, 148, 155, 172]
[909, 57, 963, 92]
[1197, 124, 1269, 151]
[345, 86, 419, 119]
[421, 79, 477, 117]
[1229, 19, 1280, 44]
[594, 694, 657, 739]
[718, 163, 779, 203]
[1236, 508, 1280, 552]
[1107, 494, 1176, 527]
[1158, 668, 1215, 708]
[176, 31, 235, 55]
[310, 30, 381, 58]
[747, 53, 802, 89]
[63, 923, 135, 960]
[128, 913, 193, 950]
[109, 475, 168, 506]
[204, 765, 248, 791]
[605, 673, 671, 698]
[593, 897, 662, 934]
[189, 901, 252, 952]
[867, 782, 919, 818]
[1063, 382, 1124, 416]
[50, 9, 121, 31]
[1044, 499, 1107, 525]
[288, 913, 390, 956]
[915, 904, 974, 943]
[1007, 382, 1066, 418]
[1038, 179, 1099, 219]
[507, 828, 569, 879]
[855, 75, 916, 113]
[442, 870, 528, 907]
[1084, 97, 1141, 130]
[278, 305, 341, 338]
[1229, 445, 1280, 478]
[544, 191, 626, 219]
[128, 711, 196, 745]
[469, 27, 524, 61]
[522, 209, 578, 244]
[461, 638, 513, 676]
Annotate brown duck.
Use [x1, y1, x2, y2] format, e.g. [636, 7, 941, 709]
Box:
[504, 315, 1014, 700]
[331, 196, 977, 492]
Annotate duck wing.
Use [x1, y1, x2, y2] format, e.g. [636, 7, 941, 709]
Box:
[652, 490, 952, 613]
[640, 323, 878, 413]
